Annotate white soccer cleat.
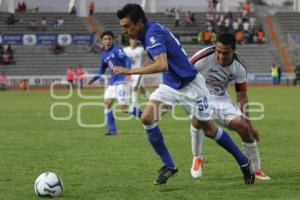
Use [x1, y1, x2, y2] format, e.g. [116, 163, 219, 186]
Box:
[255, 170, 271, 180]
[190, 157, 204, 178]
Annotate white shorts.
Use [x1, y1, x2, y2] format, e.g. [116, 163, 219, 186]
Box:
[131, 75, 144, 88]
[104, 83, 130, 105]
[209, 95, 243, 127]
[150, 73, 211, 121]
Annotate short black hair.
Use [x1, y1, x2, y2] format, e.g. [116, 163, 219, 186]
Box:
[217, 32, 236, 50]
[101, 31, 114, 39]
[117, 4, 147, 24]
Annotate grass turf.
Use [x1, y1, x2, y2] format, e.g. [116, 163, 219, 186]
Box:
[0, 86, 299, 200]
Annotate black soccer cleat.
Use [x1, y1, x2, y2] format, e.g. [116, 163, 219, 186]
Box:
[154, 165, 178, 185]
[103, 133, 117, 136]
[240, 159, 255, 185]
[103, 132, 118, 136]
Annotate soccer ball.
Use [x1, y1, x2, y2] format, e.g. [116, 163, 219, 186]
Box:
[34, 172, 63, 198]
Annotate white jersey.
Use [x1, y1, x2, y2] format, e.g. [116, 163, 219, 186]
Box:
[190, 46, 247, 99]
[123, 46, 144, 68]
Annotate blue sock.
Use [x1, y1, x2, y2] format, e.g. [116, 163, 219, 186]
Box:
[128, 106, 142, 118]
[215, 128, 248, 166]
[144, 123, 175, 168]
[105, 109, 117, 134]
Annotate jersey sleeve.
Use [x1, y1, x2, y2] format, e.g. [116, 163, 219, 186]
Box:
[145, 29, 166, 58]
[92, 57, 106, 82]
[189, 47, 214, 72]
[116, 47, 132, 68]
[235, 64, 247, 91]
[193, 58, 207, 72]
[235, 64, 247, 83]
[116, 47, 127, 60]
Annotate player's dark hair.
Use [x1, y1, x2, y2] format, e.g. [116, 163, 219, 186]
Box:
[117, 4, 147, 24]
[217, 32, 236, 50]
[101, 31, 114, 39]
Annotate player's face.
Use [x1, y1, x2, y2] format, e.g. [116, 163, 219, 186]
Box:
[120, 17, 143, 39]
[101, 35, 114, 50]
[215, 42, 235, 67]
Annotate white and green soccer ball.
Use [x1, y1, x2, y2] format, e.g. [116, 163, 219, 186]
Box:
[34, 172, 63, 198]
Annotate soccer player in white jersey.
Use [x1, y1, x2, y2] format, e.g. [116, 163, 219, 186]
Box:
[124, 38, 150, 106]
[189, 32, 270, 180]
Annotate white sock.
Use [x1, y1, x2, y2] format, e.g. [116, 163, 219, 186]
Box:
[243, 141, 261, 171]
[190, 125, 204, 158]
[131, 91, 138, 106]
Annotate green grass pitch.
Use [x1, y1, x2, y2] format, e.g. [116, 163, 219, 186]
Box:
[0, 86, 299, 200]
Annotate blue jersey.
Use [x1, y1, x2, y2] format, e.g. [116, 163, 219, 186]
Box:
[92, 44, 131, 85]
[138, 21, 197, 89]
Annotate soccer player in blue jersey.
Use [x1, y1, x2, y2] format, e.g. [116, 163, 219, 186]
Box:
[113, 4, 255, 185]
[88, 31, 142, 136]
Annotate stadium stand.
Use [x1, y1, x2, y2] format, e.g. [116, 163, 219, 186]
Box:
[0, 45, 99, 76]
[275, 12, 300, 33]
[94, 12, 259, 39]
[0, 12, 88, 33]
[0, 3, 290, 79]
[0, 11, 100, 76]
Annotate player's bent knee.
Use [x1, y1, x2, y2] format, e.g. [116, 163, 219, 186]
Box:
[193, 119, 217, 138]
[140, 114, 153, 125]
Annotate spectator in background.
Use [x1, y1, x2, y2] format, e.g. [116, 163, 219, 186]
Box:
[16, 2, 22, 11]
[57, 17, 64, 29]
[28, 20, 39, 31]
[6, 14, 18, 25]
[16, 1, 27, 12]
[0, 71, 7, 91]
[242, 0, 252, 18]
[49, 43, 65, 55]
[212, 0, 219, 12]
[271, 63, 279, 85]
[236, 29, 244, 44]
[4, 44, 14, 62]
[52, 17, 58, 29]
[40, 17, 47, 31]
[256, 28, 265, 44]
[5, 44, 14, 55]
[169, 7, 176, 17]
[21, 1, 27, 11]
[66, 67, 75, 89]
[184, 11, 195, 26]
[32, 4, 39, 12]
[89, 1, 95, 16]
[277, 66, 282, 85]
[203, 30, 213, 45]
[70, 6, 76, 15]
[174, 9, 180, 27]
[76, 65, 84, 89]
[232, 19, 239, 33]
[294, 64, 300, 86]
[19, 79, 29, 91]
[0, 44, 4, 61]
[164, 8, 171, 17]
[2, 54, 11, 65]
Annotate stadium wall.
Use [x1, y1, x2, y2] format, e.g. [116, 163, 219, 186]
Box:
[4, 73, 295, 88]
